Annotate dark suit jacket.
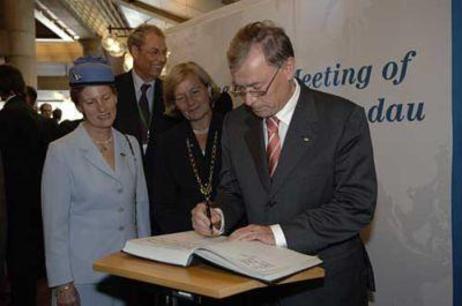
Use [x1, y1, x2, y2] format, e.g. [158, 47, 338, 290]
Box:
[0, 96, 47, 276]
[41, 117, 59, 143]
[114, 71, 180, 233]
[152, 113, 225, 234]
[216, 82, 377, 306]
[114, 71, 179, 151]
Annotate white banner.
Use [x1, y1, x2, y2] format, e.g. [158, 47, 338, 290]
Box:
[166, 1, 453, 305]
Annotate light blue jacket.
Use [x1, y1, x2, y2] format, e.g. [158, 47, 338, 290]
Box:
[42, 123, 150, 287]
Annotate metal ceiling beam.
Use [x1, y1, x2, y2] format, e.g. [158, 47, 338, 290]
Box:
[118, 0, 189, 24]
[37, 0, 93, 39]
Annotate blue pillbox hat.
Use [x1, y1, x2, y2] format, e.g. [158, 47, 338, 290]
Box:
[69, 55, 115, 87]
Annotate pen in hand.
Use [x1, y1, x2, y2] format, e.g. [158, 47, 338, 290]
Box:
[205, 199, 213, 234]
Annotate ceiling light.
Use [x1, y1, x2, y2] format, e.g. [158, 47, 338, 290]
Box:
[101, 26, 131, 58]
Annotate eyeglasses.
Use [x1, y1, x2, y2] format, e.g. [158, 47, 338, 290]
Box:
[230, 67, 280, 98]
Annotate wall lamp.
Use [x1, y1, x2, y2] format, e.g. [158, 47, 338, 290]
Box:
[101, 25, 132, 57]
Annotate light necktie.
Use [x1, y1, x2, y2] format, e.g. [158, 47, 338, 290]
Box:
[139, 83, 151, 143]
[266, 116, 281, 177]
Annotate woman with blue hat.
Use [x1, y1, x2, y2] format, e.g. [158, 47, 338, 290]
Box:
[41, 56, 151, 306]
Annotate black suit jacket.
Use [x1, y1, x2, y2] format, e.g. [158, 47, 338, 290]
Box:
[114, 71, 179, 153]
[0, 96, 47, 275]
[217, 82, 377, 306]
[152, 113, 226, 234]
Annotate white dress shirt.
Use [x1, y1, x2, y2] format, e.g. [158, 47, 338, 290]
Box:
[131, 70, 156, 113]
[217, 80, 301, 247]
[265, 80, 300, 248]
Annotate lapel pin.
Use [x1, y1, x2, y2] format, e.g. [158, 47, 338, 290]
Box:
[303, 137, 310, 142]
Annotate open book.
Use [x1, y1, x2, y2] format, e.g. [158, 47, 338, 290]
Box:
[122, 231, 322, 283]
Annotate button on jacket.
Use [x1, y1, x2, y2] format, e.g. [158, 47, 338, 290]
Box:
[41, 123, 150, 287]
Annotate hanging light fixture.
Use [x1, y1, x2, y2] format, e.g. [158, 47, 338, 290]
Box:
[101, 33, 118, 50]
[101, 26, 131, 58]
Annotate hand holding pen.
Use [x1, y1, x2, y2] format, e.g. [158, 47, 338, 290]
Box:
[191, 201, 221, 237]
[205, 199, 213, 234]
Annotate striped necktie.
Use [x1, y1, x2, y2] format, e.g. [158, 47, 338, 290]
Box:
[139, 83, 151, 144]
[266, 116, 281, 177]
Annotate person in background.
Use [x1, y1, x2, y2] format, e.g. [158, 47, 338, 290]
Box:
[152, 61, 234, 234]
[192, 21, 377, 306]
[25, 86, 59, 143]
[57, 118, 83, 138]
[41, 56, 150, 306]
[113, 24, 179, 234]
[0, 64, 46, 306]
[52, 108, 62, 124]
[39, 103, 53, 119]
[25, 85, 39, 112]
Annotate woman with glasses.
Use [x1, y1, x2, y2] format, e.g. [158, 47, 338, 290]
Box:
[151, 61, 234, 234]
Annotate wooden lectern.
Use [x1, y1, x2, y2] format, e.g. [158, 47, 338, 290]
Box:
[94, 252, 324, 299]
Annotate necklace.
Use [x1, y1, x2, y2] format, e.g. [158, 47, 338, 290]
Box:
[192, 126, 209, 135]
[186, 130, 218, 201]
[94, 135, 113, 153]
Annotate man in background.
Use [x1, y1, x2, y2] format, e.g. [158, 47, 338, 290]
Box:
[52, 108, 62, 125]
[26, 89, 58, 143]
[114, 24, 179, 234]
[25, 86, 38, 112]
[192, 21, 376, 306]
[0, 64, 47, 306]
[39, 103, 52, 119]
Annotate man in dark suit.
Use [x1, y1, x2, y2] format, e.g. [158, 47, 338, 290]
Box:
[114, 24, 179, 233]
[25, 86, 59, 143]
[192, 21, 376, 306]
[0, 64, 47, 306]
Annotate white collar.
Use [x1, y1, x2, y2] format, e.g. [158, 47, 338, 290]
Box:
[273, 79, 300, 126]
[131, 70, 156, 90]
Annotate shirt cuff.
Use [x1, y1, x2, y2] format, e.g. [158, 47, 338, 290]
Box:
[214, 208, 225, 235]
[270, 224, 287, 248]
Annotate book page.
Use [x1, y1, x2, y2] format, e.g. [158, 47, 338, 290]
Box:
[123, 231, 226, 266]
[194, 241, 322, 282]
[147, 231, 226, 250]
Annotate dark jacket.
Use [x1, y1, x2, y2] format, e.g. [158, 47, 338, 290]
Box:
[217, 82, 376, 306]
[0, 95, 47, 280]
[152, 113, 225, 234]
